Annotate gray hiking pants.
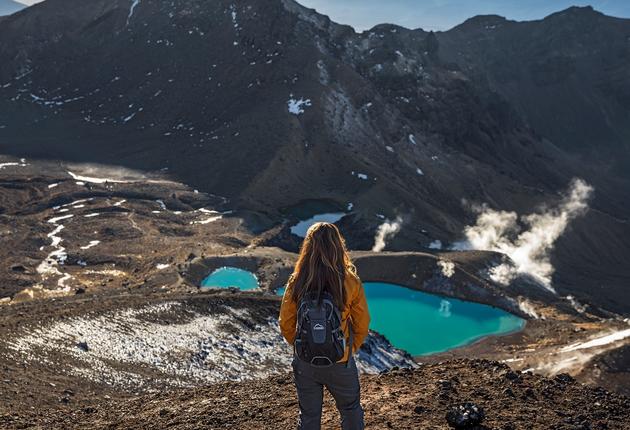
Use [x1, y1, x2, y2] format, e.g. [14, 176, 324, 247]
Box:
[292, 355, 365, 430]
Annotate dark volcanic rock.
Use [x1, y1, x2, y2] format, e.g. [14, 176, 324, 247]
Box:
[1, 352, 629, 429]
[446, 402, 486, 429]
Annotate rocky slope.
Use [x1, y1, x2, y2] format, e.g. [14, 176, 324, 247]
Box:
[0, 159, 629, 429]
[3, 359, 628, 429]
[438, 6, 630, 161]
[0, 0, 629, 312]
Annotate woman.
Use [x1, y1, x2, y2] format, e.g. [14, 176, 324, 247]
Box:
[279, 222, 370, 430]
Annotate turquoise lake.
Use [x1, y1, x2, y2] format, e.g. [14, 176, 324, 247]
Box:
[363, 282, 524, 356]
[201, 269, 524, 356]
[201, 267, 259, 290]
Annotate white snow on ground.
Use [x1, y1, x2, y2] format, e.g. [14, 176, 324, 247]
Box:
[560, 328, 630, 352]
[156, 264, 170, 270]
[416, 167, 424, 175]
[48, 183, 59, 189]
[127, 0, 140, 25]
[191, 209, 232, 225]
[290, 213, 346, 238]
[47, 214, 74, 224]
[7, 303, 292, 388]
[84, 213, 100, 218]
[357, 173, 368, 180]
[409, 134, 417, 145]
[123, 112, 136, 123]
[347, 202, 354, 211]
[386, 146, 394, 153]
[156, 199, 167, 210]
[7, 302, 414, 389]
[68, 171, 130, 184]
[229, 4, 238, 28]
[288, 97, 312, 115]
[428, 240, 442, 250]
[0, 159, 28, 169]
[530, 326, 630, 375]
[80, 241, 100, 250]
[37, 216, 73, 289]
[113, 200, 127, 206]
[193, 216, 222, 225]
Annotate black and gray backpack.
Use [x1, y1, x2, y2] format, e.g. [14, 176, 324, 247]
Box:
[294, 291, 351, 367]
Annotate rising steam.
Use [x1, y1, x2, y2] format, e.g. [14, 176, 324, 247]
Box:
[453, 179, 594, 292]
[372, 216, 403, 252]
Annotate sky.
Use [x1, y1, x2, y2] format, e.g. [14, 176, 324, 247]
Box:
[297, 0, 630, 31]
[14, 0, 630, 31]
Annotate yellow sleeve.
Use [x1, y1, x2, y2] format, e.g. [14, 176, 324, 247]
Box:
[279, 283, 298, 345]
[349, 277, 370, 352]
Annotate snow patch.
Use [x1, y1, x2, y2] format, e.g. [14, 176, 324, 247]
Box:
[127, 0, 140, 25]
[68, 171, 130, 184]
[288, 98, 312, 115]
[80, 241, 100, 250]
[560, 329, 630, 353]
[0, 160, 28, 169]
[48, 214, 74, 224]
[290, 213, 346, 238]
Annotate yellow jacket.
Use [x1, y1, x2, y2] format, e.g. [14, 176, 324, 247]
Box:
[279, 271, 370, 363]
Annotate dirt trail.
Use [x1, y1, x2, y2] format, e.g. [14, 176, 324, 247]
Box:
[2, 359, 628, 430]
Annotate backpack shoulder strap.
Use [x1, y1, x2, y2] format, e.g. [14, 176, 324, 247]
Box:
[346, 321, 354, 368]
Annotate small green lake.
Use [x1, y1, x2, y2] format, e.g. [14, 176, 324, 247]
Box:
[201, 267, 259, 290]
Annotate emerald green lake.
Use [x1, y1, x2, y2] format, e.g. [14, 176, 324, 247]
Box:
[201, 269, 524, 356]
[363, 282, 524, 356]
[201, 267, 259, 290]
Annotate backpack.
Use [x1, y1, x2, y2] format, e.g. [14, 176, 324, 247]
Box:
[294, 291, 351, 367]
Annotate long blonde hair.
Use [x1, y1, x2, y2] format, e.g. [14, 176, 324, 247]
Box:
[288, 222, 356, 309]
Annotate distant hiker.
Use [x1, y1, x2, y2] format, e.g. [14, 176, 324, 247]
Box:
[279, 222, 370, 430]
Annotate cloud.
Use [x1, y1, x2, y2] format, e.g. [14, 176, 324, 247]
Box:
[372, 216, 403, 252]
[453, 179, 594, 292]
